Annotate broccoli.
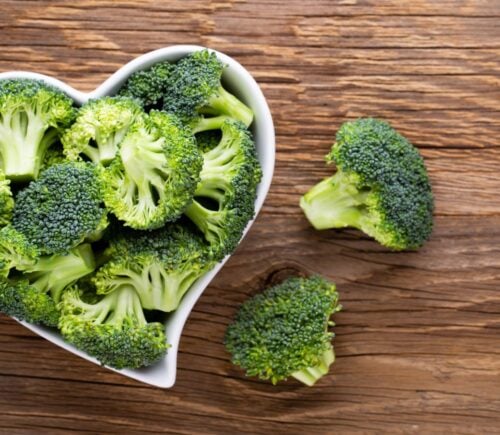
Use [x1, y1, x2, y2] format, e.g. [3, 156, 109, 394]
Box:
[0, 226, 39, 277]
[62, 97, 143, 166]
[0, 79, 75, 181]
[300, 118, 434, 250]
[13, 162, 107, 255]
[0, 171, 14, 226]
[184, 118, 262, 260]
[40, 146, 67, 172]
[93, 222, 214, 312]
[0, 279, 59, 327]
[225, 276, 341, 386]
[102, 111, 202, 230]
[59, 284, 168, 369]
[117, 62, 174, 111]
[164, 50, 253, 127]
[0, 243, 96, 327]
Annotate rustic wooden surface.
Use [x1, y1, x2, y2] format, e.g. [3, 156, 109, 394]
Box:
[0, 1, 499, 433]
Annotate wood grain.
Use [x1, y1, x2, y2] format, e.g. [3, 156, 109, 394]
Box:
[0, 1, 499, 433]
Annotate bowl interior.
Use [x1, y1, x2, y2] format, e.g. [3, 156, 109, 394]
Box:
[0, 45, 275, 388]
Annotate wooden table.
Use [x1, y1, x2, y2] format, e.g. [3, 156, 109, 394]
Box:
[1, 1, 499, 433]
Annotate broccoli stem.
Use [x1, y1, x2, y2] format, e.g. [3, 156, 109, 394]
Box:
[300, 172, 370, 230]
[206, 86, 253, 127]
[192, 115, 229, 133]
[184, 200, 223, 245]
[107, 285, 146, 327]
[0, 110, 57, 180]
[21, 244, 95, 303]
[291, 347, 335, 386]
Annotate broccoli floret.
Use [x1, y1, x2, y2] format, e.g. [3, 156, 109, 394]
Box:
[0, 170, 14, 226]
[225, 276, 341, 386]
[0, 243, 96, 327]
[0, 79, 75, 181]
[0, 226, 39, 277]
[59, 284, 168, 369]
[300, 118, 434, 250]
[62, 97, 143, 165]
[13, 162, 107, 255]
[0, 279, 59, 327]
[184, 118, 262, 260]
[93, 222, 214, 312]
[164, 50, 253, 127]
[117, 62, 174, 111]
[102, 111, 202, 230]
[40, 145, 67, 172]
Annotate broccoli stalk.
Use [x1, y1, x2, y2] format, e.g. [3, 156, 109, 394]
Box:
[300, 118, 434, 250]
[300, 172, 371, 230]
[291, 347, 335, 387]
[0, 79, 75, 181]
[59, 284, 168, 369]
[198, 86, 253, 127]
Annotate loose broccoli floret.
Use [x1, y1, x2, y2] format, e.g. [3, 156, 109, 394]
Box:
[0, 226, 39, 277]
[13, 162, 107, 255]
[59, 284, 168, 369]
[164, 50, 253, 127]
[225, 276, 341, 386]
[0, 243, 96, 327]
[62, 97, 143, 165]
[0, 170, 14, 226]
[102, 111, 202, 230]
[117, 62, 174, 111]
[93, 222, 214, 312]
[300, 118, 434, 250]
[0, 79, 75, 181]
[0, 279, 59, 327]
[184, 118, 262, 260]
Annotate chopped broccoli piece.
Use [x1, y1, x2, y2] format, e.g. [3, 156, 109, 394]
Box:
[0, 170, 14, 226]
[13, 162, 107, 255]
[117, 62, 174, 110]
[102, 111, 202, 230]
[0, 279, 59, 327]
[0, 243, 96, 327]
[225, 276, 341, 386]
[164, 50, 253, 127]
[0, 226, 39, 277]
[59, 284, 168, 369]
[0, 79, 75, 181]
[184, 118, 262, 260]
[93, 222, 214, 312]
[62, 97, 143, 165]
[300, 118, 434, 250]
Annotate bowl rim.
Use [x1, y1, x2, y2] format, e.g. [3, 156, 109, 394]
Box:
[0, 45, 275, 388]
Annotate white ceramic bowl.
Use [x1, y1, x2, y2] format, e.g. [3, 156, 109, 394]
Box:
[0, 45, 275, 388]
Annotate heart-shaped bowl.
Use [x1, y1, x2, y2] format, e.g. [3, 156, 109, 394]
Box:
[0, 45, 275, 388]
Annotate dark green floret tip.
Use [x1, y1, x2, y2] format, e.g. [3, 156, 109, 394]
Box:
[301, 118, 434, 250]
[225, 276, 341, 386]
[13, 162, 107, 255]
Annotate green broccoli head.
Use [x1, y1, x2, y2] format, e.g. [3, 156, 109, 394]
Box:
[163, 50, 253, 127]
[0, 278, 59, 327]
[102, 111, 203, 230]
[0, 170, 14, 227]
[0, 226, 39, 277]
[62, 97, 143, 165]
[117, 61, 174, 110]
[300, 118, 434, 250]
[40, 146, 67, 172]
[225, 276, 341, 386]
[93, 222, 214, 312]
[13, 162, 107, 255]
[0, 78, 75, 181]
[184, 118, 262, 260]
[59, 284, 168, 369]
